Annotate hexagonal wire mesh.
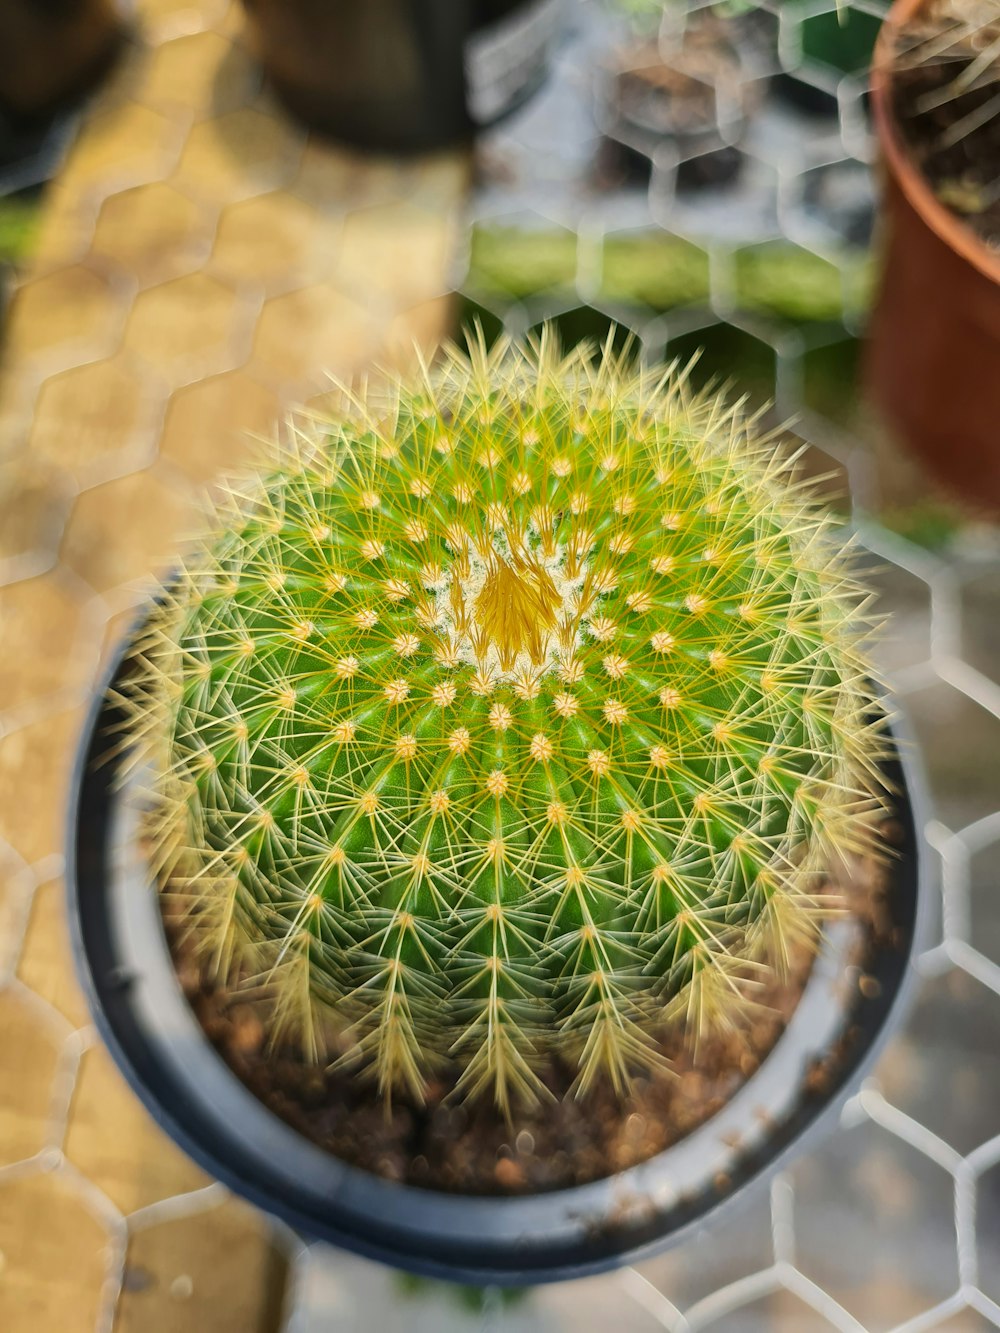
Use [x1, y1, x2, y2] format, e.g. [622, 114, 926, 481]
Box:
[297, 0, 1000, 1327]
[258, 0, 1000, 1324]
[420, 1, 1000, 1328]
[2, 0, 1000, 1328]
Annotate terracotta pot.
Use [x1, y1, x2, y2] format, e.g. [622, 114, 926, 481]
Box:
[867, 0, 1000, 508]
[0, 0, 122, 121]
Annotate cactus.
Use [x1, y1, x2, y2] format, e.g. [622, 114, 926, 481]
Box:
[134, 332, 888, 1116]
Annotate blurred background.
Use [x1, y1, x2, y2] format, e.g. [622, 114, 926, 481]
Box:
[3, 0, 1000, 1328]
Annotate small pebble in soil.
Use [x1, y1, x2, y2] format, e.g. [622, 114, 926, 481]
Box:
[859, 974, 882, 999]
[423, 1079, 447, 1105]
[411, 1154, 429, 1181]
[626, 1111, 645, 1131]
[377, 1155, 404, 1182]
[881, 819, 904, 846]
[175, 960, 201, 997]
[229, 1006, 264, 1054]
[300, 1073, 326, 1107]
[494, 1156, 527, 1189]
[804, 1061, 833, 1095]
[680, 1070, 705, 1098]
[515, 1129, 535, 1155]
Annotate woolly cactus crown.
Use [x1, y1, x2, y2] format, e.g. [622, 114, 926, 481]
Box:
[138, 333, 887, 1113]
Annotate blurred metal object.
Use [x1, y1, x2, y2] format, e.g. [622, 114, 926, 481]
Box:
[240, 0, 562, 153]
[0, 0, 122, 122]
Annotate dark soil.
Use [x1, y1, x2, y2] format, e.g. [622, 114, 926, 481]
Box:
[891, 0, 1000, 248]
[164, 832, 897, 1197]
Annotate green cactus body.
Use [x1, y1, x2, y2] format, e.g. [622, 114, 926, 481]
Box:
[138, 334, 887, 1113]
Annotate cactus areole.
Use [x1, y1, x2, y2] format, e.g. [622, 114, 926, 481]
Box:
[131, 334, 891, 1136]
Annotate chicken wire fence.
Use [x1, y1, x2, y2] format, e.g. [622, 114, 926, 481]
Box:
[304, 0, 1000, 1324]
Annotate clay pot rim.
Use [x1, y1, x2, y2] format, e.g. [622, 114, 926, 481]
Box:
[872, 0, 1000, 284]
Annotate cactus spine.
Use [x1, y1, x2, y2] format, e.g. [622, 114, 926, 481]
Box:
[134, 333, 888, 1115]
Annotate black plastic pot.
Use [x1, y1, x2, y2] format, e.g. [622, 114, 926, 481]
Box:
[0, 0, 122, 192]
[0, 0, 122, 122]
[67, 630, 930, 1286]
[239, 0, 562, 154]
[0, 112, 78, 195]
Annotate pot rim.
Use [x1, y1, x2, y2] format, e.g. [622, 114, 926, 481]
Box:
[66, 613, 933, 1286]
[872, 0, 1000, 285]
